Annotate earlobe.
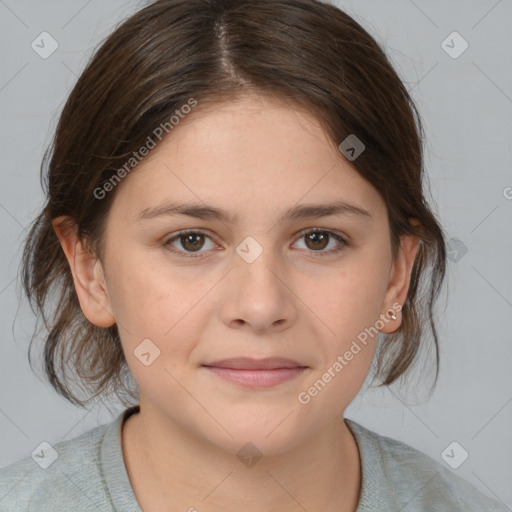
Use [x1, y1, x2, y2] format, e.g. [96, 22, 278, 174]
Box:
[52, 216, 116, 328]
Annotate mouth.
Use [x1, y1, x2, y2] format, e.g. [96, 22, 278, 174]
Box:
[202, 357, 306, 370]
[201, 357, 308, 388]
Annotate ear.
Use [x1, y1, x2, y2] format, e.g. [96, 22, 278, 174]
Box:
[52, 216, 116, 328]
[379, 219, 422, 334]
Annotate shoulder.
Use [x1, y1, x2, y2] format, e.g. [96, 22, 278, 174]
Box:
[0, 420, 112, 512]
[345, 419, 510, 512]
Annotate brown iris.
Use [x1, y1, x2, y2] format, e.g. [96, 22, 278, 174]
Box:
[180, 233, 205, 252]
[304, 231, 329, 251]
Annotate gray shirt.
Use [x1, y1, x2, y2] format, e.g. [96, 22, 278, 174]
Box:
[1, 405, 509, 511]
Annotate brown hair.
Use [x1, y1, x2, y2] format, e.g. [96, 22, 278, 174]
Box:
[21, 0, 447, 408]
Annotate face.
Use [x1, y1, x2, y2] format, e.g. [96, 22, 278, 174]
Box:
[91, 93, 410, 454]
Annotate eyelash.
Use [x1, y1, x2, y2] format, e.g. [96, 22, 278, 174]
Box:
[162, 228, 349, 259]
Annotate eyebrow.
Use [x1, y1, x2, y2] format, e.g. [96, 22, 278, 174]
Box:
[137, 200, 372, 224]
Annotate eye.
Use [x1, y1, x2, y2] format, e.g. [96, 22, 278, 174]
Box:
[293, 228, 348, 256]
[163, 228, 349, 258]
[163, 229, 217, 257]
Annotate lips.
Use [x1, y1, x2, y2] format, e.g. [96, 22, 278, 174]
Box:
[201, 357, 308, 388]
[202, 357, 306, 370]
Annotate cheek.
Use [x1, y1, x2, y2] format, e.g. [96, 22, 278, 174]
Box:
[309, 262, 387, 338]
[109, 265, 194, 398]
[298, 280, 381, 415]
[106, 246, 177, 328]
[298, 253, 388, 399]
[106, 252, 207, 365]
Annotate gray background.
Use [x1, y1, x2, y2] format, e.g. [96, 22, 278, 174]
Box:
[0, 0, 511, 508]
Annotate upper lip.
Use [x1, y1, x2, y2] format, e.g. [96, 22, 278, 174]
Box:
[202, 357, 306, 370]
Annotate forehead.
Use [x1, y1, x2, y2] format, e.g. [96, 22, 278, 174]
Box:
[107, 93, 386, 224]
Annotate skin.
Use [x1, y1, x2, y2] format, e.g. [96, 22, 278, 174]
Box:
[53, 92, 420, 512]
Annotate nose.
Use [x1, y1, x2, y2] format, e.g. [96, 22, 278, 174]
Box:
[218, 244, 298, 334]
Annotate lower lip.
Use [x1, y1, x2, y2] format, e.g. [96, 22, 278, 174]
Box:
[203, 366, 307, 388]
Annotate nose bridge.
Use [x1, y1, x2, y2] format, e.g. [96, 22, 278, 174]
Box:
[234, 233, 283, 293]
[236, 233, 272, 266]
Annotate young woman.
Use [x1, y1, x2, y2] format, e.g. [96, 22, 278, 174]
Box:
[0, 0, 508, 510]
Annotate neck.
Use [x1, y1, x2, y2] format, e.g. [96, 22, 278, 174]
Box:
[122, 402, 361, 512]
